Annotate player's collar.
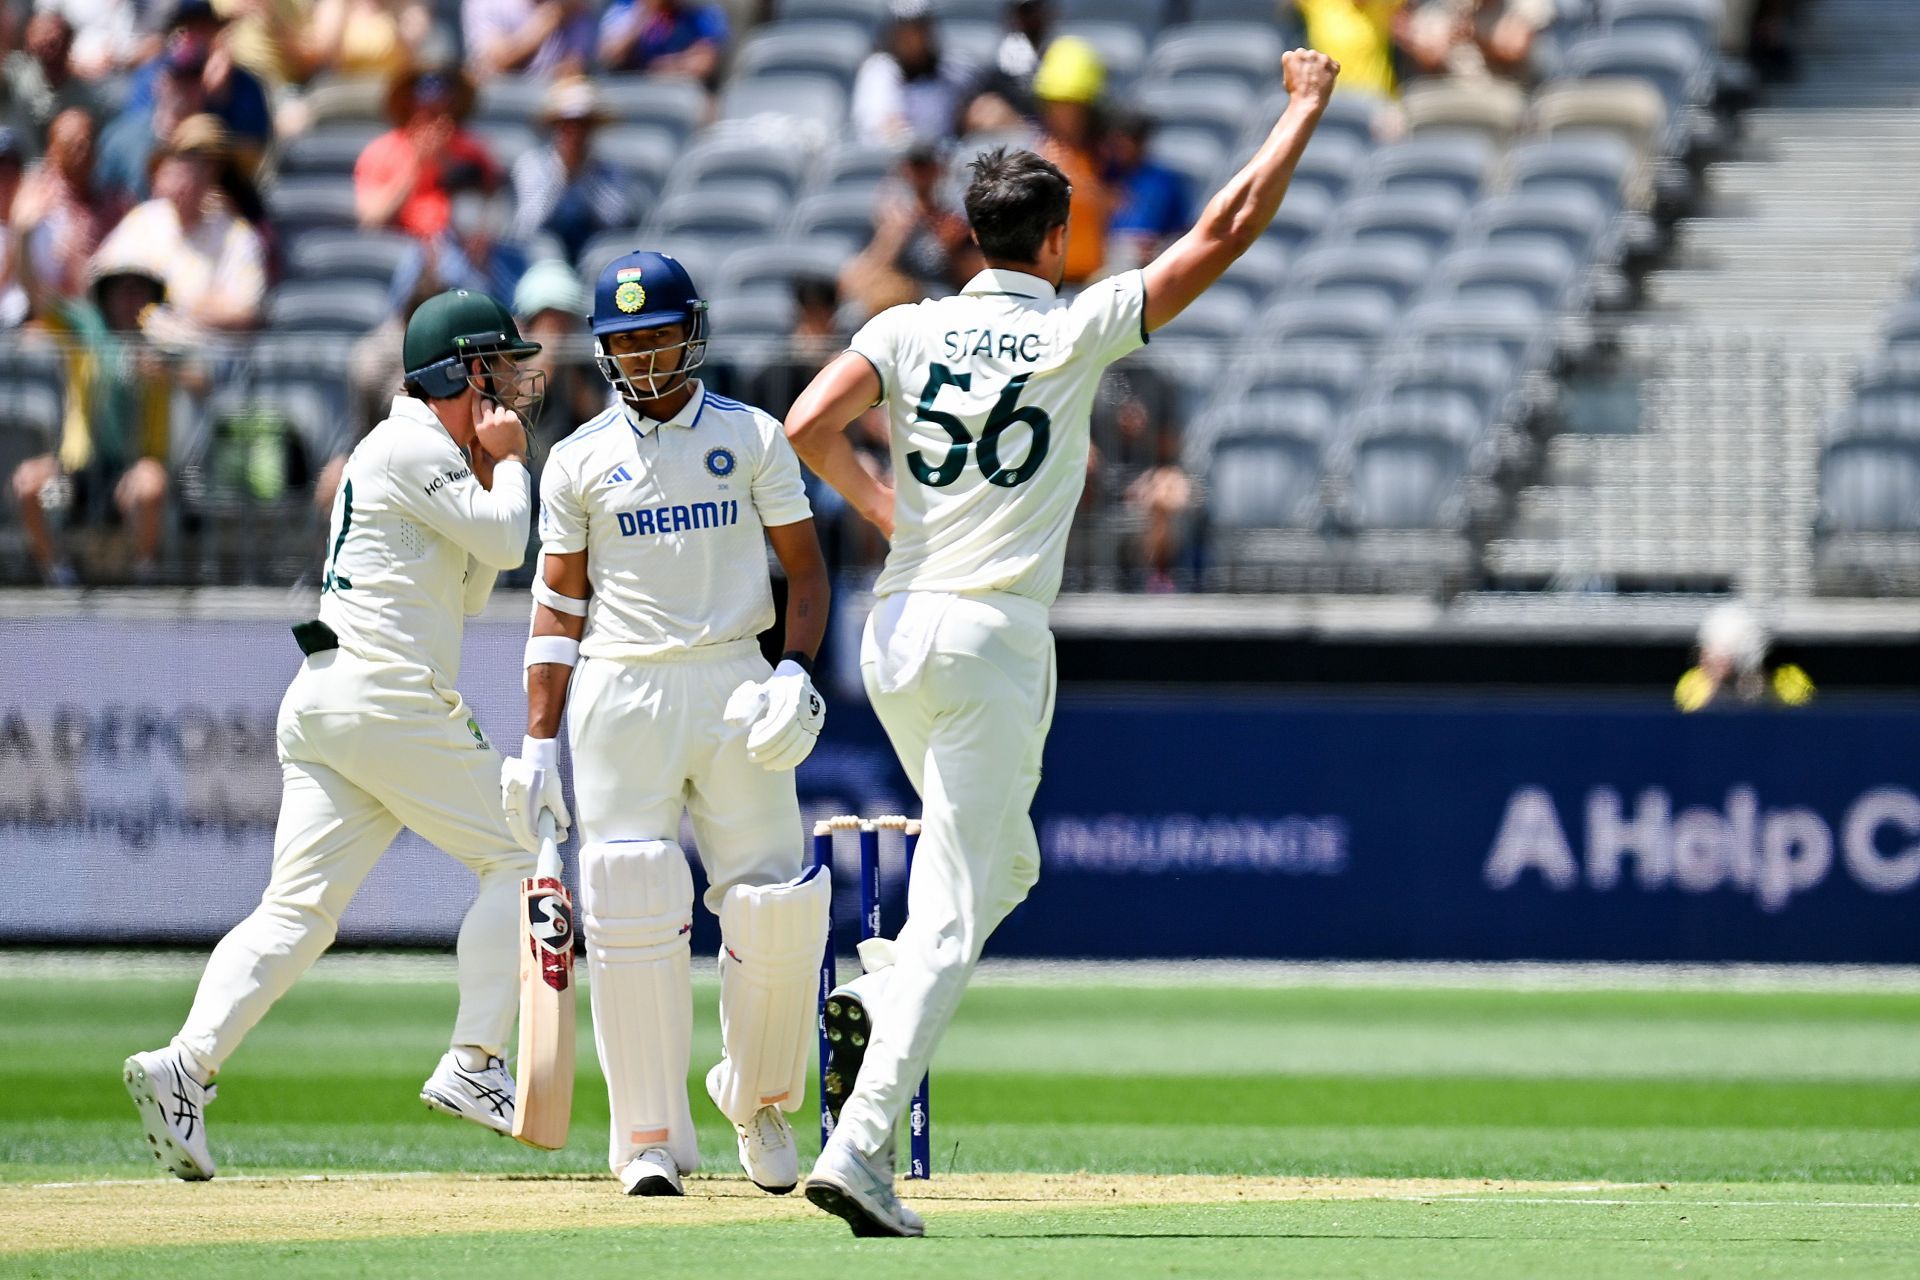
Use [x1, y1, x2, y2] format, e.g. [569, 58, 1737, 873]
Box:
[961, 268, 1056, 303]
[389, 394, 451, 438]
[622, 380, 707, 437]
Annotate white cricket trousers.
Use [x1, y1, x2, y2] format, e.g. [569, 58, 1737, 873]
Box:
[836, 590, 1056, 1158]
[175, 650, 532, 1074]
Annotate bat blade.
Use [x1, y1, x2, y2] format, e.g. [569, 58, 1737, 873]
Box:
[511, 816, 575, 1150]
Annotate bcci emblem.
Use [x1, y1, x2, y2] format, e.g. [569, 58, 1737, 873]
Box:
[704, 447, 737, 477]
[614, 280, 647, 313]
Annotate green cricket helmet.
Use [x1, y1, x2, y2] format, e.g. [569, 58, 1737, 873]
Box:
[402, 288, 546, 424]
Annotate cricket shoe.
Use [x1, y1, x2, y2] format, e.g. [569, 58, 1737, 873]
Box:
[805, 1133, 924, 1237]
[124, 1045, 217, 1181]
[621, 1147, 685, 1196]
[419, 1050, 515, 1136]
[705, 1063, 799, 1194]
[820, 966, 890, 1128]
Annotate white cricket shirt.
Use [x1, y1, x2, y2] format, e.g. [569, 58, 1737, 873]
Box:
[539, 381, 813, 661]
[849, 267, 1148, 605]
[316, 395, 531, 685]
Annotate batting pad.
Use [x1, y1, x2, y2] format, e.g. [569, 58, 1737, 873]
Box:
[579, 840, 700, 1174]
[711, 864, 832, 1126]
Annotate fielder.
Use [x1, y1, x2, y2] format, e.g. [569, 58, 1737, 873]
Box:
[785, 50, 1342, 1236]
[124, 290, 547, 1179]
[501, 251, 832, 1196]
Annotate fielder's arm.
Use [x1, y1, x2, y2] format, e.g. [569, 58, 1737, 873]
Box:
[1140, 48, 1340, 333]
[527, 550, 589, 738]
[785, 353, 896, 540]
[766, 519, 830, 664]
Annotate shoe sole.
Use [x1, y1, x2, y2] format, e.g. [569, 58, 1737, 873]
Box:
[754, 1178, 798, 1196]
[805, 1178, 922, 1238]
[420, 1088, 510, 1137]
[820, 991, 870, 1127]
[625, 1174, 684, 1197]
[123, 1056, 212, 1182]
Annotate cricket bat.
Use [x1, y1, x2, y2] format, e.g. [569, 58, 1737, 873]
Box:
[511, 812, 575, 1149]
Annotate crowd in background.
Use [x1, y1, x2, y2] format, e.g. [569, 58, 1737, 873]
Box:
[0, 0, 1808, 589]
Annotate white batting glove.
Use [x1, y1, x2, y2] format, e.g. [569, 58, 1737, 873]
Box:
[723, 659, 825, 772]
[501, 735, 572, 855]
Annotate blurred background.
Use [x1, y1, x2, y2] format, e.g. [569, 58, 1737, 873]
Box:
[2, 0, 1917, 966]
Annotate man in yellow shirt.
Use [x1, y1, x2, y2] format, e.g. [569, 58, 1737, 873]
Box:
[1293, 0, 1406, 98]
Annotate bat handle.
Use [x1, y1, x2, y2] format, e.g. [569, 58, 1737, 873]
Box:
[535, 810, 563, 881]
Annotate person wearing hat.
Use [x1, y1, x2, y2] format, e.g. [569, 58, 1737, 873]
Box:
[512, 257, 604, 436]
[354, 64, 499, 240]
[850, 0, 971, 147]
[509, 76, 636, 263]
[503, 250, 830, 1198]
[1032, 35, 1112, 285]
[124, 288, 545, 1182]
[93, 113, 265, 333]
[1676, 602, 1815, 712]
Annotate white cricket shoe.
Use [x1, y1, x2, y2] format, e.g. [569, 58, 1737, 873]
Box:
[705, 1063, 799, 1194]
[820, 966, 890, 1127]
[124, 1046, 217, 1181]
[621, 1147, 685, 1196]
[419, 1050, 515, 1136]
[805, 1133, 925, 1237]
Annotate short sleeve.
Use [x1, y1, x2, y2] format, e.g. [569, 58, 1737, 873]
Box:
[353, 131, 407, 200]
[847, 304, 908, 404]
[750, 413, 813, 528]
[696, 4, 730, 43]
[1068, 268, 1149, 368]
[218, 221, 267, 313]
[538, 451, 589, 555]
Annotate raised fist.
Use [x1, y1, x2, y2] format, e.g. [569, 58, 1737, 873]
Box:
[1283, 48, 1340, 111]
[475, 400, 528, 463]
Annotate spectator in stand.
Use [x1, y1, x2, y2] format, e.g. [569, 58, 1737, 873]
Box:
[37, 0, 147, 80]
[94, 40, 207, 216]
[1104, 108, 1190, 268]
[1288, 0, 1410, 99]
[513, 258, 602, 445]
[1675, 603, 1816, 712]
[9, 257, 174, 585]
[1398, 0, 1554, 85]
[1031, 36, 1110, 286]
[510, 76, 634, 264]
[1089, 358, 1189, 592]
[93, 114, 266, 337]
[118, 1, 273, 173]
[354, 66, 498, 240]
[299, 0, 434, 82]
[750, 274, 842, 419]
[2, 13, 105, 146]
[387, 188, 530, 319]
[216, 0, 309, 93]
[466, 0, 595, 78]
[851, 0, 970, 147]
[12, 109, 110, 308]
[0, 130, 28, 327]
[598, 0, 730, 81]
[840, 140, 979, 315]
[963, 0, 1053, 133]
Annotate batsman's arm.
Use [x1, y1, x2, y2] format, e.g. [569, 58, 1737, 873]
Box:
[766, 519, 830, 664]
[1140, 48, 1340, 334]
[785, 352, 896, 540]
[527, 550, 589, 739]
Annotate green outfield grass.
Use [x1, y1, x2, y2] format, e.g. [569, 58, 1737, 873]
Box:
[2, 958, 1916, 1278]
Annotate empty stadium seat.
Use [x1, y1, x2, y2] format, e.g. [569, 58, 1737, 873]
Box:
[1205, 428, 1325, 530]
[474, 76, 546, 124]
[1458, 188, 1617, 264]
[1326, 189, 1471, 258]
[714, 239, 851, 300]
[1239, 344, 1370, 411]
[707, 291, 797, 340]
[278, 122, 383, 177]
[1506, 133, 1643, 211]
[1401, 295, 1552, 368]
[1259, 185, 1335, 254]
[1212, 237, 1290, 308]
[1430, 241, 1582, 312]
[774, 0, 887, 32]
[1349, 393, 1487, 450]
[1311, 88, 1389, 150]
[1884, 301, 1920, 353]
[936, 18, 999, 68]
[1260, 293, 1398, 347]
[816, 141, 904, 195]
[1155, 289, 1256, 344]
[1144, 126, 1229, 192]
[667, 137, 818, 201]
[731, 22, 871, 84]
[1400, 77, 1528, 143]
[1371, 347, 1520, 425]
[1531, 76, 1670, 158]
[1278, 132, 1368, 204]
[594, 76, 707, 143]
[1144, 23, 1285, 93]
[1187, 0, 1293, 26]
[1818, 438, 1920, 533]
[1060, 0, 1167, 31]
[467, 120, 537, 168]
[1606, 0, 1724, 52]
[788, 188, 876, 250]
[264, 280, 390, 335]
[1058, 21, 1148, 84]
[1359, 132, 1497, 203]
[286, 229, 415, 285]
[1561, 30, 1710, 115]
[647, 186, 791, 238]
[1289, 241, 1432, 308]
[1342, 432, 1471, 530]
[588, 124, 675, 190]
[265, 177, 359, 232]
[1137, 76, 1253, 156]
[718, 73, 849, 130]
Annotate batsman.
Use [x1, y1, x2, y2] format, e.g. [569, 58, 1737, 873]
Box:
[125, 290, 546, 1179]
[502, 251, 832, 1196]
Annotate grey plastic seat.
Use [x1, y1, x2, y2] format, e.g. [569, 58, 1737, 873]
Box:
[1213, 237, 1290, 308]
[278, 122, 383, 176]
[286, 229, 416, 284]
[774, 0, 887, 31]
[1459, 188, 1615, 263]
[1831, 393, 1920, 440]
[595, 76, 706, 143]
[590, 124, 677, 186]
[1607, 0, 1724, 48]
[265, 280, 392, 334]
[1259, 185, 1334, 254]
[467, 120, 535, 169]
[1188, 0, 1290, 24]
[731, 22, 871, 84]
[1506, 133, 1640, 211]
[265, 177, 359, 231]
[302, 74, 384, 126]
[1359, 131, 1496, 203]
[1883, 301, 1920, 352]
[1327, 189, 1470, 258]
[715, 239, 851, 300]
[1430, 241, 1581, 312]
[1350, 393, 1487, 449]
[1818, 438, 1920, 533]
[1312, 88, 1389, 150]
[1282, 131, 1368, 204]
[788, 188, 875, 249]
[1155, 289, 1256, 344]
[474, 76, 546, 124]
[1854, 351, 1920, 397]
[668, 138, 817, 202]
[719, 73, 849, 129]
[1561, 30, 1709, 112]
[1260, 293, 1398, 347]
[1401, 295, 1551, 368]
[1058, 21, 1148, 84]
[933, 17, 998, 67]
[1061, 0, 1167, 29]
[1238, 344, 1369, 411]
[648, 186, 790, 238]
[1137, 76, 1254, 155]
[1205, 429, 1325, 530]
[578, 234, 732, 295]
[1144, 23, 1285, 93]
[708, 291, 797, 339]
[1373, 347, 1517, 424]
[1289, 241, 1432, 308]
[931, 0, 1004, 21]
[1144, 126, 1227, 192]
[817, 141, 903, 195]
[1344, 432, 1471, 531]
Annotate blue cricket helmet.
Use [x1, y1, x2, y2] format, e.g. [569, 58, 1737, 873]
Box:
[590, 250, 709, 402]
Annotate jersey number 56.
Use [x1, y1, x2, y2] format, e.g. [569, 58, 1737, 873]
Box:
[908, 364, 1053, 489]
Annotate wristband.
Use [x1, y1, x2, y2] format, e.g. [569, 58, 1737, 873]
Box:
[780, 650, 816, 679]
[521, 736, 559, 771]
[525, 634, 580, 669]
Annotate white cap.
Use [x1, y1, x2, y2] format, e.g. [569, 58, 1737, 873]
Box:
[1698, 602, 1768, 673]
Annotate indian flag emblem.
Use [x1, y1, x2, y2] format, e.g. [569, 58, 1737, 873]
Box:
[614, 280, 647, 313]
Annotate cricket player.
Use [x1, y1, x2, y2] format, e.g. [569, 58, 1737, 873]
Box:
[785, 49, 1342, 1236]
[500, 251, 832, 1197]
[124, 290, 545, 1180]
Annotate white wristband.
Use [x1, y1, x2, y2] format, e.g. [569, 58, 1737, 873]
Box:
[525, 634, 580, 669]
[532, 576, 589, 617]
[521, 735, 559, 771]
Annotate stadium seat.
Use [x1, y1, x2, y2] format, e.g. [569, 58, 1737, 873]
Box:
[1505, 133, 1644, 212]
[707, 291, 798, 340]
[1144, 24, 1285, 94]
[1883, 301, 1920, 353]
[1349, 393, 1488, 450]
[1429, 241, 1582, 312]
[1154, 289, 1256, 345]
[1372, 347, 1520, 425]
[1238, 344, 1370, 412]
[1136, 76, 1254, 156]
[1560, 30, 1710, 114]
[277, 122, 383, 177]
[1259, 184, 1335, 254]
[1817, 437, 1920, 533]
[467, 120, 537, 168]
[1144, 126, 1229, 192]
[934, 17, 998, 68]
[816, 141, 904, 196]
[1326, 189, 1471, 259]
[1853, 352, 1920, 397]
[1342, 432, 1472, 531]
[286, 228, 415, 285]
[1401, 295, 1553, 369]
[589, 124, 676, 187]
[787, 188, 876, 251]
[1205, 429, 1326, 531]
[1288, 241, 1432, 308]
[667, 137, 818, 202]
[1260, 293, 1398, 347]
[0, 347, 65, 458]
[1058, 21, 1148, 85]
[1458, 188, 1617, 265]
[474, 75, 546, 124]
[1311, 88, 1389, 151]
[1060, 0, 1167, 31]
[1606, 0, 1725, 52]
[714, 239, 851, 300]
[264, 176, 359, 232]
[1212, 237, 1290, 308]
[264, 280, 391, 335]
[1830, 394, 1920, 441]
[1358, 131, 1497, 203]
[774, 0, 887, 32]
[301, 74, 384, 126]
[930, 0, 1004, 21]
[718, 73, 850, 131]
[647, 186, 791, 238]
[594, 75, 707, 143]
[1531, 77, 1670, 158]
[1187, 0, 1293, 27]
[1400, 77, 1528, 144]
[1278, 132, 1368, 204]
[731, 22, 872, 84]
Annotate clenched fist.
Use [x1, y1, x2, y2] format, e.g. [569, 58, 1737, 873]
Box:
[474, 399, 528, 464]
[1283, 48, 1340, 112]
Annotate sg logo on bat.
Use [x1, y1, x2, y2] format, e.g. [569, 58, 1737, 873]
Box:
[525, 884, 574, 992]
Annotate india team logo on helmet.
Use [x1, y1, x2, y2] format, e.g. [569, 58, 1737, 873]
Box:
[591, 251, 708, 403]
[704, 447, 737, 478]
[613, 266, 647, 314]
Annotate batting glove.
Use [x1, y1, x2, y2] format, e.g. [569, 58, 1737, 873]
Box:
[501, 735, 572, 854]
[723, 660, 825, 772]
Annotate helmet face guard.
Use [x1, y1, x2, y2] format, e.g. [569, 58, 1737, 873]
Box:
[593, 302, 709, 406]
[408, 345, 548, 431]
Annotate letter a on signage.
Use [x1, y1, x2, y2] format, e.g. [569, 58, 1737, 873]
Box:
[1484, 787, 1579, 890]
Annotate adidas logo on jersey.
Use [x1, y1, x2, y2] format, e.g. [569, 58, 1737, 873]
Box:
[605, 466, 633, 485]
